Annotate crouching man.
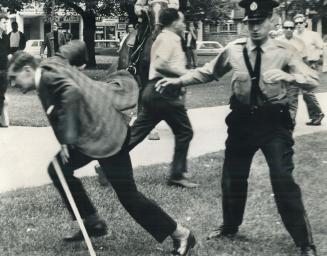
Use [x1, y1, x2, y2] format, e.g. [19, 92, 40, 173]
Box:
[7, 41, 195, 256]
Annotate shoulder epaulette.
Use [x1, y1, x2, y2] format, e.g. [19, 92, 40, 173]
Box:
[229, 37, 247, 45]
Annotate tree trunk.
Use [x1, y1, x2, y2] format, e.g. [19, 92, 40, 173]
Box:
[82, 10, 96, 67]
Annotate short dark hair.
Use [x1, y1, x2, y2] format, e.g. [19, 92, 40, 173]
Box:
[0, 13, 8, 21]
[8, 51, 38, 73]
[59, 40, 89, 66]
[159, 8, 180, 28]
[11, 21, 18, 26]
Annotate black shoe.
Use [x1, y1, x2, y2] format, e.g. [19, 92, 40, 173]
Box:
[167, 176, 199, 188]
[206, 225, 238, 240]
[306, 114, 324, 126]
[172, 231, 196, 256]
[63, 220, 107, 242]
[301, 246, 317, 256]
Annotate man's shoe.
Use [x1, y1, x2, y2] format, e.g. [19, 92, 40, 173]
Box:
[63, 220, 107, 242]
[167, 176, 199, 188]
[95, 165, 109, 186]
[306, 114, 324, 126]
[206, 225, 238, 240]
[301, 246, 317, 256]
[172, 231, 196, 256]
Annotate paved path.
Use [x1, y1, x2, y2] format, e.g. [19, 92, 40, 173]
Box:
[1, 93, 327, 193]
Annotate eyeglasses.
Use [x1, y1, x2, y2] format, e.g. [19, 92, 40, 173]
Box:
[283, 26, 295, 30]
[295, 22, 304, 25]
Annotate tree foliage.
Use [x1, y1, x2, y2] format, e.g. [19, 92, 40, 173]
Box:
[276, 0, 327, 19]
[187, 0, 236, 22]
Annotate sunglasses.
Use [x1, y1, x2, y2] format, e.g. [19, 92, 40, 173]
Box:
[295, 22, 304, 25]
[283, 26, 295, 30]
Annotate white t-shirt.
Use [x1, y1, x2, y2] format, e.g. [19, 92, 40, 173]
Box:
[149, 29, 187, 80]
[294, 29, 323, 61]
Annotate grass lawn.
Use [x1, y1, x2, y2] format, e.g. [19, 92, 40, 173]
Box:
[0, 131, 326, 256]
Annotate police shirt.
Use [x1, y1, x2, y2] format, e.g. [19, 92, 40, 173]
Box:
[179, 37, 319, 106]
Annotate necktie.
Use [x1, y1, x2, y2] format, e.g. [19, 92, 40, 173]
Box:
[251, 46, 262, 106]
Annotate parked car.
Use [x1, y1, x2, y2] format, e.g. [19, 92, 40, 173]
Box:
[24, 39, 46, 57]
[196, 41, 224, 56]
[195, 41, 224, 66]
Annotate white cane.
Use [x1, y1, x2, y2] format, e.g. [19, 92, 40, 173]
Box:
[52, 157, 96, 256]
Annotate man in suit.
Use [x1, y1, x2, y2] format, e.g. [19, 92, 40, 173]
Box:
[8, 21, 26, 54]
[40, 22, 66, 58]
[7, 41, 195, 256]
[156, 1, 318, 255]
[0, 14, 10, 127]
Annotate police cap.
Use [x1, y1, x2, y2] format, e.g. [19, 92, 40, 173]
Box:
[239, 0, 280, 21]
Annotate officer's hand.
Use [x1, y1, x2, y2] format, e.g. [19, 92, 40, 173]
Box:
[155, 78, 182, 94]
[60, 144, 70, 164]
[263, 69, 295, 83]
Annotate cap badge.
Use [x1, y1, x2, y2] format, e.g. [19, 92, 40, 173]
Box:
[250, 1, 258, 11]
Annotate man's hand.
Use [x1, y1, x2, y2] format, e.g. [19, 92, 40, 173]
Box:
[60, 144, 70, 164]
[155, 78, 182, 94]
[263, 69, 295, 83]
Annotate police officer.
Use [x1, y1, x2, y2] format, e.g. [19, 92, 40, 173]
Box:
[155, 0, 319, 255]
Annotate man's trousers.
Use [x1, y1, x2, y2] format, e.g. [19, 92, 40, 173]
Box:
[287, 84, 323, 122]
[128, 80, 193, 179]
[222, 105, 314, 247]
[0, 70, 7, 112]
[47, 133, 177, 243]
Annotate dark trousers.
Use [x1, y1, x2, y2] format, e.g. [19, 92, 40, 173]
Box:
[186, 47, 197, 68]
[128, 80, 193, 178]
[287, 84, 323, 121]
[222, 105, 313, 247]
[9, 47, 19, 54]
[47, 133, 177, 243]
[0, 70, 7, 112]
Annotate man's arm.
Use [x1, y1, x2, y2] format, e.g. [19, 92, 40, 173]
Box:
[61, 32, 66, 45]
[40, 36, 48, 56]
[44, 73, 81, 145]
[20, 32, 26, 50]
[155, 47, 232, 90]
[287, 50, 320, 90]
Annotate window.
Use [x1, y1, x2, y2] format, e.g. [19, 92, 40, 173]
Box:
[217, 22, 237, 34]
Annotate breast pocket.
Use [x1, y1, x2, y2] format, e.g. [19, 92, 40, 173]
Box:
[231, 71, 251, 104]
[261, 72, 285, 100]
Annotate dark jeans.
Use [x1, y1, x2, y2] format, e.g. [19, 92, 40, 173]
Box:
[129, 80, 193, 178]
[9, 47, 19, 54]
[47, 133, 177, 243]
[186, 47, 197, 68]
[287, 84, 323, 121]
[0, 70, 7, 112]
[222, 105, 314, 247]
